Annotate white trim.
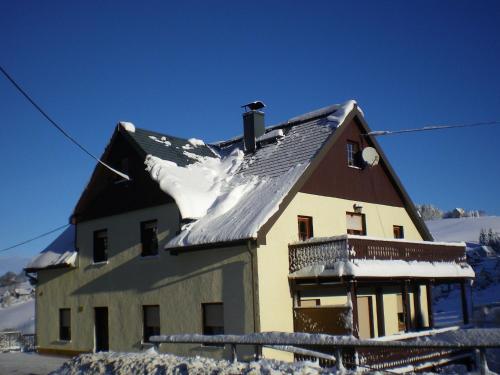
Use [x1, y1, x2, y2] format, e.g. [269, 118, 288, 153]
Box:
[91, 260, 109, 266]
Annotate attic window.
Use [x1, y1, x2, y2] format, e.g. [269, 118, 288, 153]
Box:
[393, 225, 404, 239]
[298, 216, 313, 241]
[347, 141, 362, 168]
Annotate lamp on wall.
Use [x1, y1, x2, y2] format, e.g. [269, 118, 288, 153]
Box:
[353, 203, 363, 214]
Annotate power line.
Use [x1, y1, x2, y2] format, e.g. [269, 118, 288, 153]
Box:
[366, 121, 500, 137]
[0, 65, 129, 180]
[0, 224, 70, 253]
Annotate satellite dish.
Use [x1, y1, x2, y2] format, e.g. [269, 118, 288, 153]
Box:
[362, 147, 380, 166]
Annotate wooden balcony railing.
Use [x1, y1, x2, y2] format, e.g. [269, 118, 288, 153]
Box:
[289, 235, 467, 274]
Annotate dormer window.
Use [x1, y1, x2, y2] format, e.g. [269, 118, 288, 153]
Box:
[347, 141, 362, 168]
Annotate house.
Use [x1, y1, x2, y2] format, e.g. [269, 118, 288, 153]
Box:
[25, 100, 474, 370]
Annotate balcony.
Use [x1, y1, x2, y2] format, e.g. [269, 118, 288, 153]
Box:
[288, 235, 471, 278]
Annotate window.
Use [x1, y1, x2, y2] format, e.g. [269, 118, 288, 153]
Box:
[202, 303, 224, 335]
[59, 308, 71, 341]
[393, 225, 404, 239]
[297, 216, 314, 241]
[346, 212, 366, 235]
[347, 141, 362, 168]
[143, 305, 160, 343]
[93, 229, 108, 263]
[141, 220, 158, 256]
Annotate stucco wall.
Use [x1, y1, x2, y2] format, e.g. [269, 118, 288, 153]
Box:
[256, 192, 425, 359]
[36, 203, 255, 358]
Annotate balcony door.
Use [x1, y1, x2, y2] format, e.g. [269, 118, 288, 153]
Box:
[95, 307, 109, 352]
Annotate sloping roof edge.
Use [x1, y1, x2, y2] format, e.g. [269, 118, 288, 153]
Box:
[256, 106, 433, 243]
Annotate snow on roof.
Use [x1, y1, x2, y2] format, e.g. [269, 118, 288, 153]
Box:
[25, 225, 77, 271]
[289, 259, 475, 279]
[426, 216, 500, 244]
[188, 138, 205, 147]
[119, 121, 136, 133]
[144, 100, 358, 249]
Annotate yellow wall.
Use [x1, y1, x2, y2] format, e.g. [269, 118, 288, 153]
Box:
[36, 204, 256, 358]
[36, 190, 429, 360]
[256, 192, 425, 359]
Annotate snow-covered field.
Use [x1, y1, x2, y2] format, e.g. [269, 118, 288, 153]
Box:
[0, 298, 35, 333]
[428, 217, 500, 372]
[0, 352, 67, 375]
[426, 216, 500, 244]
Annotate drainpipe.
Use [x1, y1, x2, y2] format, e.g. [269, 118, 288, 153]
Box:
[246, 240, 260, 359]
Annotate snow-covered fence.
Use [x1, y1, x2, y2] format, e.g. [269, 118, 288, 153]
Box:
[0, 331, 36, 352]
[0, 331, 21, 352]
[150, 329, 500, 373]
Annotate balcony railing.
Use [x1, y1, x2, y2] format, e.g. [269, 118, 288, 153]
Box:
[288, 235, 467, 274]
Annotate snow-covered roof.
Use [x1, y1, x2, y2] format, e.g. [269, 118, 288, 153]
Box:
[25, 225, 77, 272]
[143, 100, 358, 249]
[125, 127, 216, 168]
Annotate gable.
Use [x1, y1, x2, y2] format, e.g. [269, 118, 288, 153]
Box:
[300, 117, 405, 207]
[72, 130, 173, 224]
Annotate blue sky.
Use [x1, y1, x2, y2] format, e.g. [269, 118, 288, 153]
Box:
[1, 0, 499, 267]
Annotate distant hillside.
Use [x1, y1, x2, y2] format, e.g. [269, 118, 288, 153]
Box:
[425, 216, 500, 244]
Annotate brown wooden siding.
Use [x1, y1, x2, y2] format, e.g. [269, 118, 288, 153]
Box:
[72, 132, 174, 223]
[300, 118, 405, 207]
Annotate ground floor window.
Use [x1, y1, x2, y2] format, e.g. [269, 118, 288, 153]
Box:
[143, 305, 160, 342]
[59, 308, 71, 341]
[202, 303, 224, 335]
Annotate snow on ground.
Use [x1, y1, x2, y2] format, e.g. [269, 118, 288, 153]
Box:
[49, 350, 341, 375]
[0, 299, 35, 333]
[0, 352, 67, 375]
[426, 216, 500, 244]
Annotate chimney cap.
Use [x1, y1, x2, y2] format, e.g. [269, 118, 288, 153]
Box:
[241, 100, 266, 112]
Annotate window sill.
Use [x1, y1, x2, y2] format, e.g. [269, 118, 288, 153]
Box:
[91, 261, 109, 266]
[348, 165, 363, 170]
[57, 339, 71, 344]
[140, 254, 160, 260]
[141, 341, 156, 349]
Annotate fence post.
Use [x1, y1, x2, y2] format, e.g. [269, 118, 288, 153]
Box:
[335, 348, 344, 371]
[477, 348, 488, 375]
[230, 344, 238, 363]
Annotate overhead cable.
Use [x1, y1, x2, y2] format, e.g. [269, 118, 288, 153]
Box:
[0, 223, 70, 253]
[0, 65, 129, 180]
